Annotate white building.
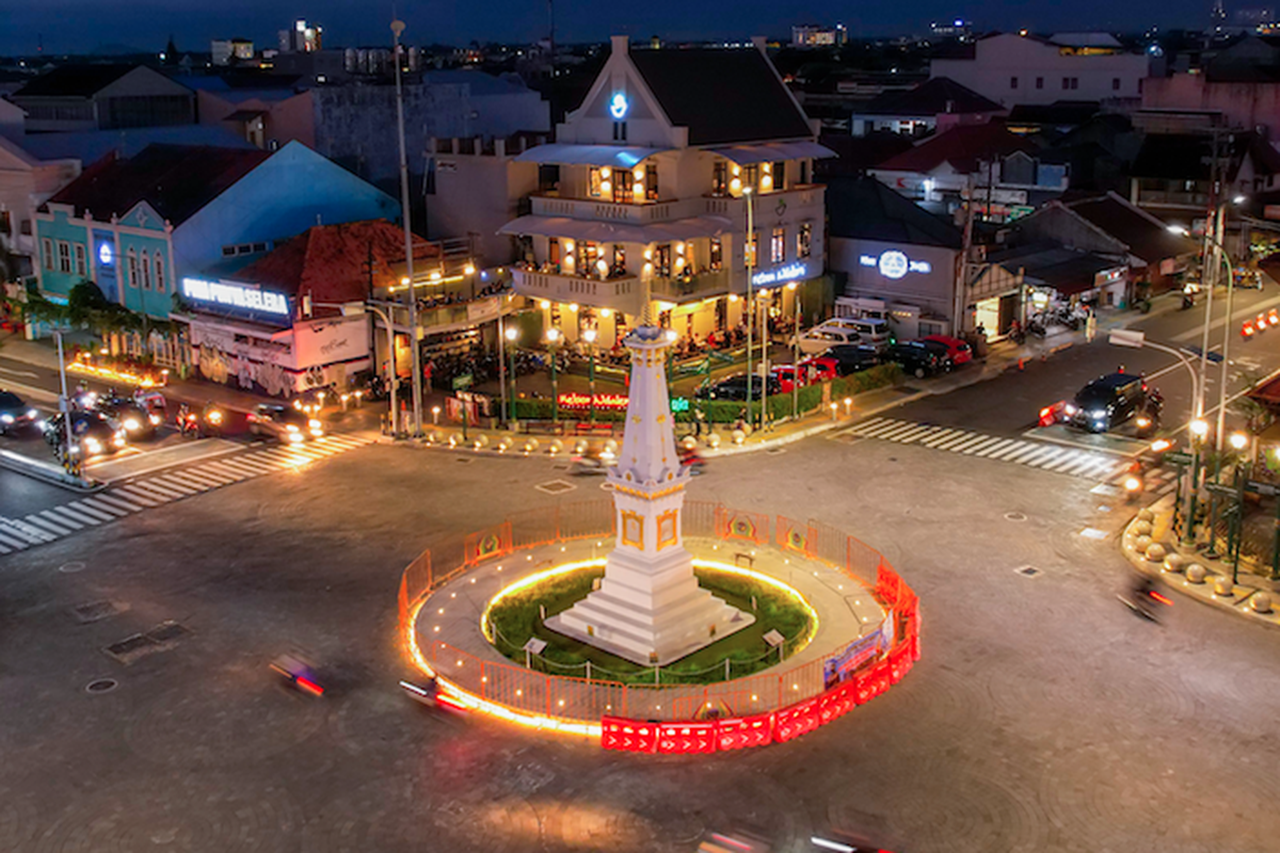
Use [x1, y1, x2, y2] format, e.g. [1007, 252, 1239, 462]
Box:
[211, 38, 254, 66]
[502, 35, 833, 346]
[930, 32, 1150, 108]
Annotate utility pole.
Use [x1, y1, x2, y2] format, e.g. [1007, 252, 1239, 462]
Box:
[392, 18, 423, 437]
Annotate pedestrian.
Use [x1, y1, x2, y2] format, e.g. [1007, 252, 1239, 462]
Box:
[1085, 309, 1097, 344]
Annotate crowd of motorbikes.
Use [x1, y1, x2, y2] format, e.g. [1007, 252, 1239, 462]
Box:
[1009, 304, 1092, 344]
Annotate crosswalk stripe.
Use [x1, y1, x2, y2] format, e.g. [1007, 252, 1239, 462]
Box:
[324, 435, 370, 449]
[106, 487, 160, 507]
[962, 436, 1006, 455]
[920, 429, 962, 448]
[46, 505, 99, 528]
[936, 432, 983, 451]
[121, 480, 185, 500]
[23, 515, 71, 536]
[988, 442, 1034, 460]
[147, 475, 203, 494]
[197, 461, 252, 481]
[176, 470, 234, 488]
[1020, 446, 1066, 466]
[1041, 454, 1089, 474]
[41, 508, 84, 530]
[197, 457, 262, 477]
[65, 501, 118, 522]
[853, 418, 900, 438]
[893, 425, 939, 443]
[0, 529, 29, 550]
[78, 497, 131, 517]
[90, 493, 143, 513]
[873, 422, 925, 441]
[223, 455, 281, 473]
[973, 439, 1017, 457]
[4, 520, 54, 543]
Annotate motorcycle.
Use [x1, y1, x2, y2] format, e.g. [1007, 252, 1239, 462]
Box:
[270, 653, 325, 697]
[200, 403, 225, 437]
[177, 405, 200, 439]
[679, 448, 707, 476]
[1118, 576, 1173, 622]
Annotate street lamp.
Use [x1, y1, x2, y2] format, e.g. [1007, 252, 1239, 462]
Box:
[757, 287, 771, 432]
[744, 185, 755, 428]
[391, 18, 423, 437]
[788, 281, 800, 420]
[504, 325, 519, 425]
[1186, 417, 1210, 545]
[582, 327, 598, 423]
[546, 327, 561, 423]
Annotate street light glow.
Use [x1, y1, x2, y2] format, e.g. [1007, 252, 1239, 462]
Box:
[504, 326, 517, 341]
[1167, 224, 1190, 236]
[1190, 419, 1209, 438]
[582, 328, 597, 343]
[546, 328, 561, 343]
[1230, 432, 1248, 450]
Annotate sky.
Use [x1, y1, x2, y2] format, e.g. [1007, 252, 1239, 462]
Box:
[0, 1, 1221, 56]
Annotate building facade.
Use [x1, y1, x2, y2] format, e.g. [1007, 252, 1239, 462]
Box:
[502, 35, 832, 347]
[11, 65, 195, 133]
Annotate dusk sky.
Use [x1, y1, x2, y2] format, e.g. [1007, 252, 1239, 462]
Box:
[1, 1, 1222, 56]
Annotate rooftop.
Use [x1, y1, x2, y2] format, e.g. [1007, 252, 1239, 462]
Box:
[874, 122, 1038, 174]
[827, 175, 962, 249]
[988, 241, 1122, 295]
[45, 143, 269, 225]
[858, 77, 1004, 118]
[16, 125, 255, 165]
[1065, 192, 1197, 263]
[628, 46, 813, 145]
[13, 64, 173, 98]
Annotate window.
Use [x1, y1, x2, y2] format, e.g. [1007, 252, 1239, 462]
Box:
[236, 243, 252, 255]
[42, 238, 53, 270]
[712, 161, 728, 196]
[710, 238, 723, 271]
[1072, 78, 1079, 90]
[1062, 77, 1070, 90]
[0, 210, 10, 236]
[654, 243, 671, 278]
[589, 167, 611, 199]
[612, 172, 629, 204]
[770, 227, 785, 264]
[745, 231, 758, 268]
[744, 164, 760, 192]
[252, 242, 267, 253]
[1062, 77, 1079, 90]
[772, 161, 786, 191]
[222, 245, 236, 257]
[612, 120, 627, 141]
[74, 244, 86, 277]
[799, 161, 809, 184]
[612, 244, 626, 271]
[1036, 76, 1044, 89]
[797, 222, 812, 259]
[549, 237, 561, 266]
[1010, 76, 1019, 90]
[154, 253, 165, 292]
[126, 249, 138, 287]
[1112, 77, 1121, 91]
[645, 164, 659, 201]
[583, 241, 602, 275]
[57, 241, 71, 273]
[141, 253, 152, 290]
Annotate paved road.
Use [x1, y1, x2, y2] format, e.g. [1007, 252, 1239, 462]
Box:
[2, 429, 1279, 851]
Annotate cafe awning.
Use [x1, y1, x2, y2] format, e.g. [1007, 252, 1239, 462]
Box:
[511, 143, 672, 168]
[706, 140, 837, 165]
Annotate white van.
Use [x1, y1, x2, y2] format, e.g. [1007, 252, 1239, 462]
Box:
[795, 326, 861, 354]
[841, 317, 892, 351]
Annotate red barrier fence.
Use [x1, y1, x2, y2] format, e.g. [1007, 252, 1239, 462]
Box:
[399, 500, 920, 751]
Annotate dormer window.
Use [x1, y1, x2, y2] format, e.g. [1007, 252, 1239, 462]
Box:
[612, 120, 627, 141]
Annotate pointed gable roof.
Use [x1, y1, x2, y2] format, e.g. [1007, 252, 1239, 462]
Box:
[860, 77, 1004, 117]
[15, 64, 147, 98]
[875, 123, 1037, 174]
[44, 143, 269, 225]
[627, 47, 813, 145]
[828, 175, 963, 249]
[1065, 192, 1197, 263]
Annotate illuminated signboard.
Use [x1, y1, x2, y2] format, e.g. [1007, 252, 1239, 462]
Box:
[181, 277, 290, 316]
[751, 262, 807, 287]
[609, 92, 629, 119]
[859, 251, 932, 280]
[97, 241, 114, 266]
[556, 392, 691, 413]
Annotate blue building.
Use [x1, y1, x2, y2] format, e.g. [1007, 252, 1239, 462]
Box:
[34, 141, 398, 323]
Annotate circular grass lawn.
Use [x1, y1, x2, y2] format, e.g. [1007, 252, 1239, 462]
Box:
[482, 562, 816, 685]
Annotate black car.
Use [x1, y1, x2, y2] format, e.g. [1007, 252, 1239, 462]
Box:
[884, 343, 941, 379]
[822, 344, 881, 376]
[906, 339, 954, 371]
[1066, 372, 1161, 434]
[42, 411, 127, 458]
[694, 373, 783, 401]
[94, 394, 161, 440]
[0, 390, 38, 435]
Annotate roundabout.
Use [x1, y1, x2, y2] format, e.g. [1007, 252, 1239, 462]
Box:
[399, 324, 920, 753]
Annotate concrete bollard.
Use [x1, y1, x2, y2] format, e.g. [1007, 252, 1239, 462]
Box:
[1163, 554, 1186, 574]
[1145, 543, 1166, 563]
[1133, 535, 1153, 553]
[682, 436, 697, 450]
[604, 439, 619, 453]
[474, 434, 490, 450]
[1186, 564, 1207, 584]
[574, 439, 588, 454]
[547, 439, 564, 455]
[1251, 593, 1272, 613]
[496, 437, 511, 452]
[707, 433, 722, 449]
[1137, 508, 1156, 523]
[731, 429, 746, 446]
[523, 438, 539, 454]
[1131, 520, 1153, 538]
[1213, 575, 1235, 597]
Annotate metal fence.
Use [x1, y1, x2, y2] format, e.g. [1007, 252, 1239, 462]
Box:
[399, 500, 917, 726]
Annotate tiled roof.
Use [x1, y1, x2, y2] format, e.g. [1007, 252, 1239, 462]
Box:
[14, 64, 146, 98]
[628, 47, 813, 145]
[859, 77, 1004, 117]
[988, 242, 1121, 295]
[45, 143, 269, 224]
[1066, 193, 1198, 263]
[828, 175, 963, 249]
[233, 220, 440, 306]
[17, 125, 255, 165]
[874, 122, 1037, 174]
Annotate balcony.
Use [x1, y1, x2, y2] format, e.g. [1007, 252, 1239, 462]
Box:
[649, 270, 734, 302]
[530, 195, 704, 224]
[512, 267, 646, 316]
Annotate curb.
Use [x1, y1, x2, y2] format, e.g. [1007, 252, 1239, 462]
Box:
[0, 449, 101, 492]
[1120, 494, 1280, 629]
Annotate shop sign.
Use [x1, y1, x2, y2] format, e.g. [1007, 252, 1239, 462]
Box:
[1094, 267, 1126, 287]
[97, 241, 114, 266]
[182, 277, 289, 316]
[609, 92, 629, 119]
[558, 392, 629, 410]
[859, 250, 931, 280]
[751, 262, 808, 287]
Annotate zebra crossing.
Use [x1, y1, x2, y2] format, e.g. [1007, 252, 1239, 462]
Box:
[840, 417, 1126, 480]
[0, 432, 376, 557]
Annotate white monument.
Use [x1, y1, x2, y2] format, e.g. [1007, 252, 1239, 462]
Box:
[546, 326, 754, 664]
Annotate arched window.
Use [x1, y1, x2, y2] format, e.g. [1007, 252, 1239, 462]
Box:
[141, 253, 152, 290]
[154, 253, 165, 293]
[126, 249, 138, 288]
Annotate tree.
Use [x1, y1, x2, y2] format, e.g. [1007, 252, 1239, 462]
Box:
[164, 35, 179, 65]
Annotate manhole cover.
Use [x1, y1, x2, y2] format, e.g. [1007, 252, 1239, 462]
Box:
[145, 621, 190, 643]
[1004, 512, 1028, 522]
[72, 600, 123, 624]
[58, 561, 86, 574]
[535, 480, 577, 495]
[105, 633, 156, 663]
[84, 678, 119, 694]
[1079, 527, 1109, 540]
[1015, 566, 1042, 578]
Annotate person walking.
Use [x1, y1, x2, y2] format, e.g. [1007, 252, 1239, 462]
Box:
[1085, 308, 1097, 344]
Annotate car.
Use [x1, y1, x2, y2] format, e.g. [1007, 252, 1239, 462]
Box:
[884, 343, 941, 378]
[834, 316, 893, 351]
[795, 327, 861, 355]
[41, 411, 127, 458]
[694, 373, 783, 401]
[821, 344, 881, 376]
[0, 390, 39, 435]
[1065, 372, 1161, 434]
[247, 404, 325, 442]
[771, 358, 839, 392]
[94, 393, 161, 440]
[905, 339, 954, 371]
[919, 334, 973, 365]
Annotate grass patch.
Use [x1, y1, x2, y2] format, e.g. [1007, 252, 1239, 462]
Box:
[483, 563, 814, 685]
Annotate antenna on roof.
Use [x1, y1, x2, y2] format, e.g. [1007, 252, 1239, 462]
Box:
[316, 213, 322, 226]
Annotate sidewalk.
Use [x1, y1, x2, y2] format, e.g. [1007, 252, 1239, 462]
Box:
[1120, 493, 1280, 629]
